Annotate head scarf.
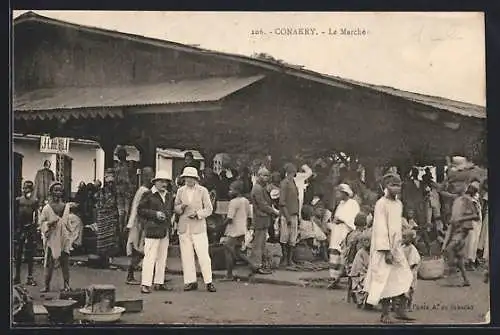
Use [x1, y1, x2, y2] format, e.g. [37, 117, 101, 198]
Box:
[257, 166, 270, 176]
[381, 173, 402, 188]
[337, 183, 354, 197]
[48, 181, 63, 194]
[104, 168, 115, 183]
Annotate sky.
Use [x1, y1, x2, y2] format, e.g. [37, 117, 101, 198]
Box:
[12, 11, 486, 106]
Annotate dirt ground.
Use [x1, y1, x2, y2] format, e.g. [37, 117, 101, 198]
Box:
[18, 263, 490, 325]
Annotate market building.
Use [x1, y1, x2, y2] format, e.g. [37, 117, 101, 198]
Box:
[13, 11, 486, 186]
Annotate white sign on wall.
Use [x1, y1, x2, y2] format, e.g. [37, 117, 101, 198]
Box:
[40, 136, 70, 154]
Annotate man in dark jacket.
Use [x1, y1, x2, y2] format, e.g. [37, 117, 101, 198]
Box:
[138, 170, 174, 294]
[14, 181, 39, 286]
[250, 167, 280, 274]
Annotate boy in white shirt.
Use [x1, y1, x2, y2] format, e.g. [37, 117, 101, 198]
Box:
[221, 181, 252, 281]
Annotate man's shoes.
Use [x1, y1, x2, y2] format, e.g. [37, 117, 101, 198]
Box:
[126, 278, 141, 285]
[40, 287, 50, 293]
[206, 283, 217, 293]
[26, 277, 37, 286]
[141, 285, 152, 294]
[154, 284, 173, 291]
[183, 283, 198, 291]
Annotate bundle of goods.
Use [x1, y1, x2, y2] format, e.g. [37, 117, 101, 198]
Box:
[79, 284, 124, 323]
[12, 284, 35, 324]
[263, 242, 282, 269]
[43, 300, 77, 324]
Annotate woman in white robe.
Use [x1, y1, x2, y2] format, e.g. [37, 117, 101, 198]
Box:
[327, 183, 360, 288]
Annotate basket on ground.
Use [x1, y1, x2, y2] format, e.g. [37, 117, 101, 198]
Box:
[418, 256, 445, 280]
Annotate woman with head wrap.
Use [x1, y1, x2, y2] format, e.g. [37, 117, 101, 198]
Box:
[94, 169, 120, 266]
[326, 183, 360, 289]
[364, 173, 415, 323]
[39, 181, 72, 292]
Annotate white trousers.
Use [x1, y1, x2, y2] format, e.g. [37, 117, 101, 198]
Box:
[141, 236, 169, 287]
[179, 230, 212, 285]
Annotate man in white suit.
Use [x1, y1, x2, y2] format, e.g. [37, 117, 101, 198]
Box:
[174, 167, 216, 293]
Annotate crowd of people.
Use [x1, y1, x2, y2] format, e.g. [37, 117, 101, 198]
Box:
[13, 149, 489, 324]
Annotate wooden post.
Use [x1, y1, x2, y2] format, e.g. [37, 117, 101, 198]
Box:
[100, 139, 116, 170]
[136, 136, 157, 172]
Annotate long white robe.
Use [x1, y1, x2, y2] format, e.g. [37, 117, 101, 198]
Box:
[328, 198, 360, 251]
[364, 196, 413, 305]
[294, 165, 313, 216]
[126, 185, 149, 256]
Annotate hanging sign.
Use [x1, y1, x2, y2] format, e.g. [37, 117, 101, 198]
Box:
[40, 136, 70, 154]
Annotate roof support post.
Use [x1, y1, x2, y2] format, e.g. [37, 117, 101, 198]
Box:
[135, 135, 157, 173]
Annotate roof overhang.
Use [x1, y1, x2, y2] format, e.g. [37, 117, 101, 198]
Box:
[14, 75, 264, 121]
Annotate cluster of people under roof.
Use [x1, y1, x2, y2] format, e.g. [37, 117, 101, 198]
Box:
[13, 149, 488, 323]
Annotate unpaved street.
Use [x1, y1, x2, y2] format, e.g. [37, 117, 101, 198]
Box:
[21, 263, 489, 325]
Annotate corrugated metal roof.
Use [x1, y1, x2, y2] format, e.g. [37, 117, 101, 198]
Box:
[14, 75, 264, 112]
[334, 78, 486, 119]
[13, 12, 485, 119]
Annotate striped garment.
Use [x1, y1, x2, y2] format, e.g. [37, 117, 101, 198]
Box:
[95, 190, 119, 256]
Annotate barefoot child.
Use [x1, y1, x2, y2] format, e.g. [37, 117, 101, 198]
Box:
[221, 181, 253, 281]
[343, 212, 368, 271]
[401, 229, 421, 310]
[348, 230, 371, 308]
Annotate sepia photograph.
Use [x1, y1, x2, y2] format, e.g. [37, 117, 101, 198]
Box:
[10, 10, 489, 326]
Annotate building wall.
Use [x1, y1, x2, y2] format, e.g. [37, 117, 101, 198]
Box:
[14, 21, 252, 93]
[13, 138, 102, 193]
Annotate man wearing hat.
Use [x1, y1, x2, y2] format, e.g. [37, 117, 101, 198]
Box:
[114, 146, 133, 253]
[137, 170, 174, 294]
[327, 183, 360, 288]
[174, 167, 216, 292]
[364, 173, 415, 323]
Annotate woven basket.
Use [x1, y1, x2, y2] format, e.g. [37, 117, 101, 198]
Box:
[418, 256, 445, 280]
[294, 245, 314, 262]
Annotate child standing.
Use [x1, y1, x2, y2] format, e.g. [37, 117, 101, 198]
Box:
[343, 212, 368, 270]
[402, 209, 419, 231]
[401, 229, 421, 310]
[349, 230, 371, 308]
[312, 200, 332, 261]
[221, 181, 253, 281]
